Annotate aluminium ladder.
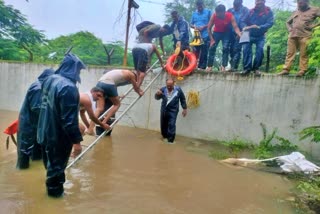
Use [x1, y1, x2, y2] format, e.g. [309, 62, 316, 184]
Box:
[67, 60, 163, 169]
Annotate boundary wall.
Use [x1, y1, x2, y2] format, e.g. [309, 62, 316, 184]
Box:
[1, 62, 319, 155]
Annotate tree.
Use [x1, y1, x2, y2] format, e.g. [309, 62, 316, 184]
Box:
[0, 0, 46, 61]
[104, 41, 133, 66]
[43, 32, 133, 66]
[266, 10, 292, 72]
[164, 0, 217, 24]
[0, 39, 28, 61]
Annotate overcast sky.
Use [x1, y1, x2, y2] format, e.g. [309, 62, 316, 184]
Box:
[3, 0, 292, 46]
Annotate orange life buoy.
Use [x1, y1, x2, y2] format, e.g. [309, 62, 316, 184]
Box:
[165, 50, 197, 77]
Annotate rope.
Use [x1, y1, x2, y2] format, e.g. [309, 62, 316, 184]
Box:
[173, 47, 186, 81]
[187, 90, 200, 109]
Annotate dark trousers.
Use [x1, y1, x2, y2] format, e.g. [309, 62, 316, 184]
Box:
[160, 111, 178, 143]
[207, 32, 230, 67]
[229, 33, 242, 70]
[243, 36, 265, 71]
[194, 37, 210, 69]
[42, 142, 72, 197]
[16, 133, 42, 169]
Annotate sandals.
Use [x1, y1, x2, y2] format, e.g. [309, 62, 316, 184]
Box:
[205, 67, 212, 72]
[296, 70, 306, 77]
[278, 70, 290, 75]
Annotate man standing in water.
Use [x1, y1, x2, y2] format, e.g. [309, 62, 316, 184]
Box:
[37, 53, 85, 197]
[155, 78, 187, 144]
[16, 69, 54, 169]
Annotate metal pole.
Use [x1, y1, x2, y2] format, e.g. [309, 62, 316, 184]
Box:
[123, 0, 132, 66]
[67, 64, 163, 169]
[266, 45, 271, 73]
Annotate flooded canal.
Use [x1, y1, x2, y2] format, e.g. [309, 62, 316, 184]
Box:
[0, 110, 296, 213]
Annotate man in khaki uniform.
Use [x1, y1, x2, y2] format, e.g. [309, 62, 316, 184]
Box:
[279, 0, 320, 76]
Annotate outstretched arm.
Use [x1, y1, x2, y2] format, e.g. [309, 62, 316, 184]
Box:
[82, 98, 110, 130]
[231, 15, 241, 37]
[129, 73, 144, 96]
[179, 88, 187, 117]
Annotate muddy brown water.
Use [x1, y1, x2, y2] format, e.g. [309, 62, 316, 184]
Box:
[0, 110, 296, 214]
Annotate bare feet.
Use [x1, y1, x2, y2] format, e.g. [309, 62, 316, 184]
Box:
[70, 144, 82, 158]
[205, 67, 212, 72]
[84, 129, 95, 136]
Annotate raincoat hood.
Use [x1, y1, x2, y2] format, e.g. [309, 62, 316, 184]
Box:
[55, 53, 86, 83]
[37, 69, 55, 83]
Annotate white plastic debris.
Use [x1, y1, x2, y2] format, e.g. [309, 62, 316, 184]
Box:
[221, 152, 320, 174]
[277, 152, 320, 174]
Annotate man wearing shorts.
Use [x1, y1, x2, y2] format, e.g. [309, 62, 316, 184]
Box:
[132, 42, 164, 87]
[96, 69, 144, 124]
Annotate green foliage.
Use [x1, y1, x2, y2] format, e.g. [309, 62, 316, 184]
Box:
[299, 126, 320, 143]
[266, 10, 292, 72]
[0, 39, 28, 60]
[45, 31, 106, 65]
[31, 32, 132, 66]
[310, 0, 320, 7]
[222, 139, 253, 158]
[255, 123, 298, 159]
[307, 27, 320, 71]
[164, 0, 217, 24]
[0, 0, 46, 61]
[295, 176, 320, 213]
[275, 136, 298, 153]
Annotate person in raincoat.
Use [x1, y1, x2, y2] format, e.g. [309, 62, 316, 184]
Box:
[155, 78, 187, 143]
[37, 53, 85, 197]
[16, 69, 55, 169]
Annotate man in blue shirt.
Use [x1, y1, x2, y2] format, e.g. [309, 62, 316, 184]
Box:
[190, 0, 212, 70]
[242, 0, 274, 75]
[228, 0, 249, 71]
[167, 11, 190, 51]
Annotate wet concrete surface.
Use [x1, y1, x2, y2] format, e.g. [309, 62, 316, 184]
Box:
[0, 110, 295, 213]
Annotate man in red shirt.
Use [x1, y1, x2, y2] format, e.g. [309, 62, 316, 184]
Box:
[206, 4, 241, 72]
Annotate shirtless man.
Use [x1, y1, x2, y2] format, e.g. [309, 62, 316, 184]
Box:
[79, 87, 110, 134]
[71, 87, 110, 157]
[96, 69, 144, 125]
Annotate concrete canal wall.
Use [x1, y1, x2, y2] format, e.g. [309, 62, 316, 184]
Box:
[1, 61, 319, 155]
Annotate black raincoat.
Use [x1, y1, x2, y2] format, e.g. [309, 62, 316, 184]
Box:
[37, 53, 85, 197]
[16, 69, 54, 169]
